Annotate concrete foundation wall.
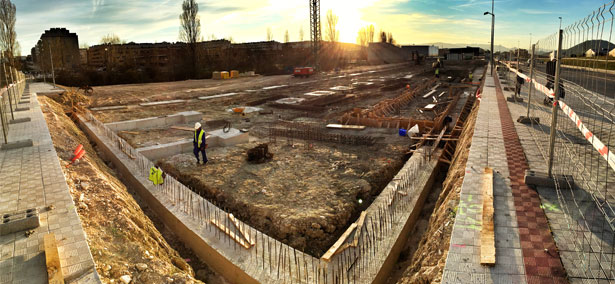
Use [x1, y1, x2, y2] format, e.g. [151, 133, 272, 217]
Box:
[78, 111, 440, 284]
[136, 128, 248, 161]
[106, 111, 203, 132]
[77, 115, 261, 284]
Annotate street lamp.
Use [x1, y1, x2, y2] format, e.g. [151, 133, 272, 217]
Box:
[484, 9, 495, 76]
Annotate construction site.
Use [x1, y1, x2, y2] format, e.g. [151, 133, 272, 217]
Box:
[0, 43, 488, 283]
[78, 57, 484, 282]
[18, 0, 615, 283]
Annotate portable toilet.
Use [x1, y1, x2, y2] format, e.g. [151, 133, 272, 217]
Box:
[230, 70, 240, 78]
[212, 71, 221, 80]
[221, 71, 230, 79]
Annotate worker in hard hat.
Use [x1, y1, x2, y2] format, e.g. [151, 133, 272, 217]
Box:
[433, 58, 442, 78]
[193, 122, 208, 165]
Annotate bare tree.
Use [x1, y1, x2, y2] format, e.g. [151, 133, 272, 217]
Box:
[325, 9, 339, 42]
[284, 30, 290, 43]
[380, 30, 387, 43]
[180, 0, 201, 78]
[266, 27, 273, 41]
[100, 34, 123, 45]
[299, 26, 304, 41]
[387, 32, 395, 44]
[357, 27, 368, 47]
[367, 25, 375, 43]
[0, 0, 17, 63]
[180, 0, 201, 44]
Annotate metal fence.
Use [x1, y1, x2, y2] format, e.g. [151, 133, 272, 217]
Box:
[0, 67, 27, 144]
[502, 2, 615, 280]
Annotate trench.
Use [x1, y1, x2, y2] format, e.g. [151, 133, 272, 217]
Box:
[63, 113, 225, 283]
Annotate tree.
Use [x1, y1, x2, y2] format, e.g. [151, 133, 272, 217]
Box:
[0, 0, 17, 62]
[325, 9, 339, 42]
[299, 26, 304, 41]
[266, 27, 273, 41]
[357, 27, 367, 47]
[179, 0, 201, 44]
[387, 32, 395, 44]
[100, 34, 123, 45]
[380, 31, 387, 43]
[284, 30, 290, 43]
[180, 0, 201, 78]
[367, 25, 375, 43]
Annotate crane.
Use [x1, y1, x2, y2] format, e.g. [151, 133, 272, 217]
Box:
[309, 0, 321, 69]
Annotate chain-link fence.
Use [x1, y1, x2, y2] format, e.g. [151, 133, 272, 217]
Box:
[501, 2, 615, 280]
[0, 66, 27, 144]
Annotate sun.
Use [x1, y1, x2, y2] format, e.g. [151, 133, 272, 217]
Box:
[322, 1, 376, 43]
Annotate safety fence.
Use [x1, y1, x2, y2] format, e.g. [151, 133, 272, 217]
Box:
[0, 68, 26, 144]
[81, 109, 438, 283]
[501, 2, 615, 280]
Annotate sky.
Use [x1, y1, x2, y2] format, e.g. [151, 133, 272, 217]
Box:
[14, 0, 605, 56]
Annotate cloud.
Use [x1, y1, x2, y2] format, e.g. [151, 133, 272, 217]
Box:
[92, 0, 105, 14]
[518, 9, 560, 15]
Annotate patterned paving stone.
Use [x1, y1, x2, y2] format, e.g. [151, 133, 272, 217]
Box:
[0, 83, 100, 283]
[442, 69, 527, 283]
[493, 74, 568, 283]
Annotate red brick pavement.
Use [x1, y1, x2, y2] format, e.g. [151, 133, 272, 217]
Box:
[493, 74, 568, 284]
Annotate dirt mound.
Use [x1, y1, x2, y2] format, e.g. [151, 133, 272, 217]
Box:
[39, 96, 204, 284]
[396, 101, 479, 284]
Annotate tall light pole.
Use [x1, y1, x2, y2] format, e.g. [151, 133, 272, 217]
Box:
[484, 1, 495, 76]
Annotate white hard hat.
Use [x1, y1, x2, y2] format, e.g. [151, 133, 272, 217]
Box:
[194, 122, 201, 130]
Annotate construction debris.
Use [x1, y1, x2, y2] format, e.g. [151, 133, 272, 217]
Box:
[246, 143, 273, 163]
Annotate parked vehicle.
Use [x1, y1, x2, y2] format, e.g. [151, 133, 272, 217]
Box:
[293, 67, 314, 78]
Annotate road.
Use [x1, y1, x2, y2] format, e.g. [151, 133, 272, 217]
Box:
[529, 62, 615, 98]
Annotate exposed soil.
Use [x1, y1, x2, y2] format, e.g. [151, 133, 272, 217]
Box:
[158, 140, 407, 257]
[40, 96, 204, 284]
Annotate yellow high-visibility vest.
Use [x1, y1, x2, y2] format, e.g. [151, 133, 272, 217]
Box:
[194, 129, 205, 148]
[149, 166, 164, 185]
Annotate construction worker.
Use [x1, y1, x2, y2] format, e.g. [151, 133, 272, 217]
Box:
[193, 122, 208, 165]
[433, 59, 442, 78]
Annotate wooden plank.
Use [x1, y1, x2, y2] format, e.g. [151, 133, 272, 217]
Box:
[210, 219, 252, 249]
[352, 211, 367, 247]
[119, 130, 140, 135]
[228, 214, 255, 246]
[44, 233, 65, 284]
[321, 223, 358, 262]
[480, 167, 496, 266]
[430, 128, 447, 158]
[326, 124, 366, 130]
[171, 126, 194, 132]
[422, 89, 437, 99]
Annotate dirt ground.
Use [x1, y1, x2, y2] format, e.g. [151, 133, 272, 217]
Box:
[40, 96, 205, 284]
[158, 140, 407, 256]
[85, 61, 482, 261]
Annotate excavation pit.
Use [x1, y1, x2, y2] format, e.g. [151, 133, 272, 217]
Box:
[156, 139, 407, 257]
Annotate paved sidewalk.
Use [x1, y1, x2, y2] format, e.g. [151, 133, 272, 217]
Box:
[500, 69, 615, 283]
[442, 73, 527, 283]
[0, 82, 99, 283]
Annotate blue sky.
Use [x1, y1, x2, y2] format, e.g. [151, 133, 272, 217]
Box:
[15, 0, 605, 55]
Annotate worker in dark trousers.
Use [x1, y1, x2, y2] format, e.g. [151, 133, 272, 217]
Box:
[193, 122, 208, 165]
[515, 69, 525, 96]
[434, 59, 442, 78]
[544, 52, 565, 105]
